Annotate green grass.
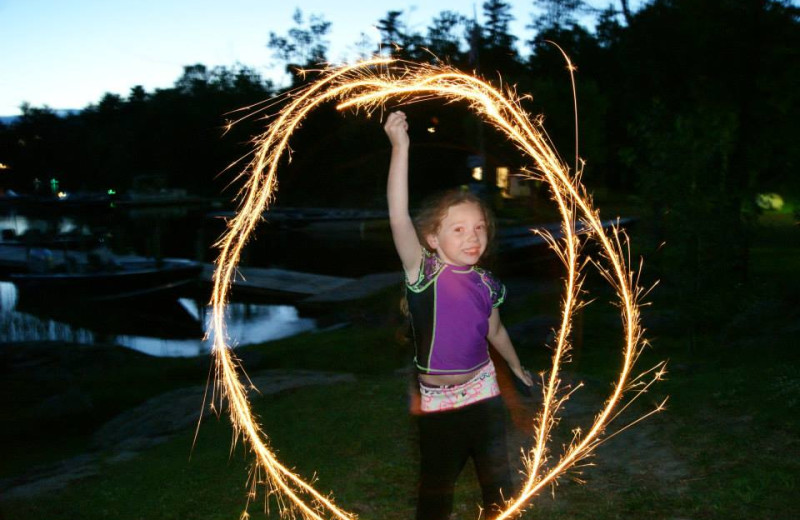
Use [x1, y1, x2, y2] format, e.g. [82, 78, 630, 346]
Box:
[2, 378, 418, 520]
[2, 217, 798, 519]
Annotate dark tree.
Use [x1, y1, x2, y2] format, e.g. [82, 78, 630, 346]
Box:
[5, 104, 67, 193]
[426, 11, 468, 64]
[529, 0, 585, 31]
[613, 0, 800, 328]
[375, 10, 426, 60]
[376, 10, 405, 55]
[463, 0, 525, 81]
[268, 8, 331, 84]
[483, 0, 517, 51]
[619, 0, 634, 25]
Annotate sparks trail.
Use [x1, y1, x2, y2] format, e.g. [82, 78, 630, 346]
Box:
[207, 58, 664, 520]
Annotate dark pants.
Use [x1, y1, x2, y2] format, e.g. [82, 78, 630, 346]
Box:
[416, 396, 511, 520]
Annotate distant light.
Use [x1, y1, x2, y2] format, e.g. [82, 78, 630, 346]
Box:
[427, 127, 436, 133]
[755, 193, 784, 211]
[57, 191, 68, 199]
[496, 167, 511, 198]
[107, 189, 116, 195]
[472, 167, 483, 181]
[0, 162, 9, 170]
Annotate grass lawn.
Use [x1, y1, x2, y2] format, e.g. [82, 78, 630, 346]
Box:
[1, 213, 797, 519]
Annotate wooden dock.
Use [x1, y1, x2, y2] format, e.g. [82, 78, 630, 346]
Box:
[497, 217, 636, 251]
[302, 272, 402, 303]
[200, 264, 402, 304]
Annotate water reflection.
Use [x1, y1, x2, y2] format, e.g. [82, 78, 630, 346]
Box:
[0, 282, 316, 357]
[0, 282, 95, 344]
[120, 301, 315, 357]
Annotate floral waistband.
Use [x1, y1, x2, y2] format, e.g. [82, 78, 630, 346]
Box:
[419, 361, 500, 413]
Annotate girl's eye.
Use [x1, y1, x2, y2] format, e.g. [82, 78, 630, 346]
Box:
[454, 227, 464, 233]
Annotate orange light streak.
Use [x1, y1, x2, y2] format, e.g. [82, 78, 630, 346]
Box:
[209, 59, 664, 520]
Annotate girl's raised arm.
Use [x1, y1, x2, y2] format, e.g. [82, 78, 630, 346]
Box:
[384, 111, 423, 281]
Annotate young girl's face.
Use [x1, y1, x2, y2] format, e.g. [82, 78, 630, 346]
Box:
[428, 201, 488, 266]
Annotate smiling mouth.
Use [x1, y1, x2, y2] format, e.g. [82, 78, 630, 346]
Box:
[463, 248, 481, 256]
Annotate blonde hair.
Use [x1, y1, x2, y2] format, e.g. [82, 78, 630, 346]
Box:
[413, 189, 496, 260]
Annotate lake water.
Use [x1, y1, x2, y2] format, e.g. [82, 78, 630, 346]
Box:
[0, 281, 317, 357]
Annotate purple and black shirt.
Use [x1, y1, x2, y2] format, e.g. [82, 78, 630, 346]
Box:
[406, 249, 506, 375]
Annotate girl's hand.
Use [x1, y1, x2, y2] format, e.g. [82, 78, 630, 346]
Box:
[384, 111, 409, 148]
[511, 365, 534, 387]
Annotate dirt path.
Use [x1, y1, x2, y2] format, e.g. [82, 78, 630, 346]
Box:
[504, 370, 689, 511]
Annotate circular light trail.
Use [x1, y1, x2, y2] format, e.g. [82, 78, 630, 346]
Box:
[208, 59, 665, 519]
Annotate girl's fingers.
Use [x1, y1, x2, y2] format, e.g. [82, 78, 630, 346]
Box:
[385, 113, 408, 133]
[388, 111, 406, 123]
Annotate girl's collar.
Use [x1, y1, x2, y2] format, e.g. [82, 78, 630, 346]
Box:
[449, 265, 475, 274]
[433, 253, 475, 273]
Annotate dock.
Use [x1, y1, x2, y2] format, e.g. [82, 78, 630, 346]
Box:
[199, 264, 402, 304]
[497, 217, 636, 252]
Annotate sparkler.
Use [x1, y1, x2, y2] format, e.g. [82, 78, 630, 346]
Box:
[208, 58, 665, 519]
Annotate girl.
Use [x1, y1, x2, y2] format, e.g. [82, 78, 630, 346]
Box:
[384, 111, 533, 520]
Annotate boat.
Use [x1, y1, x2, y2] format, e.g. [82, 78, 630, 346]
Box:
[9, 251, 203, 302]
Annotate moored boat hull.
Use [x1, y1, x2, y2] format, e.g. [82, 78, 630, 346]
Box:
[10, 259, 203, 302]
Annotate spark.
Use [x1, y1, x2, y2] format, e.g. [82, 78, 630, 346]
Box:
[208, 58, 664, 519]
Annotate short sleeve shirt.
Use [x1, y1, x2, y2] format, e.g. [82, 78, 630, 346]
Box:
[406, 249, 506, 375]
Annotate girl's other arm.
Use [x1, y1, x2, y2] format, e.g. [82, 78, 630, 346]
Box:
[488, 308, 533, 386]
[385, 111, 422, 279]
